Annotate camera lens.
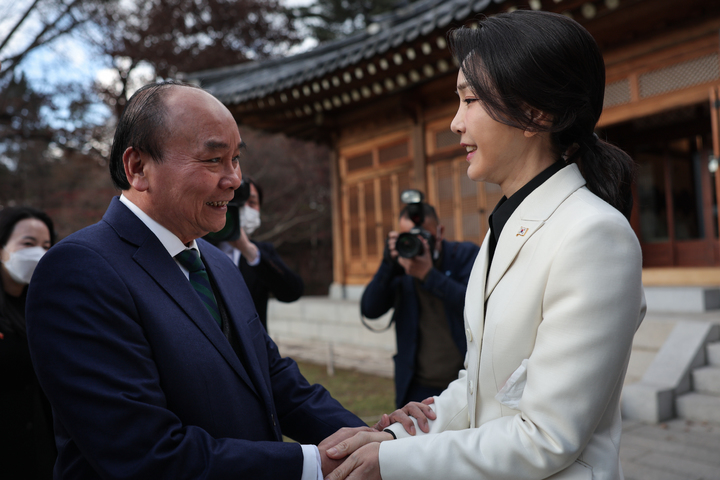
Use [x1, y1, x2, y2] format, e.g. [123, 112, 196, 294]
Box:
[396, 232, 424, 258]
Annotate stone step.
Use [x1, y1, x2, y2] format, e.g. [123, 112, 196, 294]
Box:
[692, 365, 720, 395]
[708, 342, 720, 366]
[676, 392, 720, 424]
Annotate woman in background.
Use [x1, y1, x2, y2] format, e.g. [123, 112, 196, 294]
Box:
[0, 206, 56, 479]
[325, 10, 646, 480]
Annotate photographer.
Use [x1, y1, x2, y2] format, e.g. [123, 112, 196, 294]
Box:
[361, 193, 479, 408]
[214, 178, 304, 331]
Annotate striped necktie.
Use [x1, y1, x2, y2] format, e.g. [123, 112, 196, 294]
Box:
[175, 249, 222, 328]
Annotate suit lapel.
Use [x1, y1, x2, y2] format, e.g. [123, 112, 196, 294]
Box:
[484, 164, 587, 301]
[464, 235, 490, 339]
[103, 198, 261, 398]
[202, 244, 272, 402]
[485, 218, 543, 300]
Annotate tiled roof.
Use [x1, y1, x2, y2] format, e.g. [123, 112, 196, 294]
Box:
[187, 0, 505, 104]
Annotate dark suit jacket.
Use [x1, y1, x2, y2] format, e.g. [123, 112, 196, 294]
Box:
[360, 240, 480, 407]
[26, 197, 364, 479]
[239, 241, 304, 330]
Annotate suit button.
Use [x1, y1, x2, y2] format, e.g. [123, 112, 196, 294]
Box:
[469, 381, 474, 395]
[466, 328, 473, 342]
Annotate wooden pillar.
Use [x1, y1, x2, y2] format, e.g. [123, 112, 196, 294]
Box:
[711, 86, 720, 248]
[329, 148, 345, 288]
[412, 105, 427, 195]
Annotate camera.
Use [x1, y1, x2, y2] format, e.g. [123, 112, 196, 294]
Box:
[395, 189, 435, 259]
[203, 180, 251, 244]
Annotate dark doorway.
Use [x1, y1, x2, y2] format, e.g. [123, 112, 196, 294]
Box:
[601, 103, 720, 267]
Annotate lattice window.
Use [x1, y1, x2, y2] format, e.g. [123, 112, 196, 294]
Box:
[380, 177, 395, 245]
[427, 158, 490, 245]
[364, 182, 378, 256]
[435, 162, 456, 240]
[435, 128, 459, 150]
[604, 78, 631, 108]
[342, 168, 412, 279]
[348, 185, 361, 257]
[639, 53, 720, 99]
[346, 152, 373, 172]
[378, 141, 409, 164]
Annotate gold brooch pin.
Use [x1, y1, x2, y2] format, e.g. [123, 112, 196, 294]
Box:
[517, 226, 529, 236]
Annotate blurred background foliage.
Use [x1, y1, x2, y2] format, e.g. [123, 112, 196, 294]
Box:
[0, 0, 399, 293]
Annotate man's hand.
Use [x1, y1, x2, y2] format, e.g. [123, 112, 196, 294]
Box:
[397, 236, 433, 280]
[325, 442, 382, 480]
[318, 426, 375, 477]
[385, 231, 400, 261]
[373, 397, 436, 435]
[325, 430, 392, 460]
[228, 228, 259, 264]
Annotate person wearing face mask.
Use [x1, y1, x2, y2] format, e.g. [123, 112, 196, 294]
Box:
[218, 177, 304, 331]
[0, 206, 56, 479]
[360, 202, 479, 408]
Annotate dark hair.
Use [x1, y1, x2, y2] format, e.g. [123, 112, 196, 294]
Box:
[0, 206, 55, 335]
[399, 203, 439, 224]
[109, 80, 203, 190]
[0, 206, 55, 248]
[449, 10, 634, 218]
[244, 176, 263, 207]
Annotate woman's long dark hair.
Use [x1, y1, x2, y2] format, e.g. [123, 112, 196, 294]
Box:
[0, 206, 55, 336]
[449, 10, 634, 218]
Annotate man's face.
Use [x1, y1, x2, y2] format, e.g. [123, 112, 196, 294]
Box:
[141, 87, 243, 244]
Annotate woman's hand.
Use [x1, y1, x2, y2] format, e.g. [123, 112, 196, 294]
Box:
[373, 397, 436, 435]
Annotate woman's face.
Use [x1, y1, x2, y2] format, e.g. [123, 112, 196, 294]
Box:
[450, 70, 533, 194]
[1, 218, 52, 264]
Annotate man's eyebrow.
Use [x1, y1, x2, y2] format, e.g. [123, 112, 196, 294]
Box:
[205, 140, 229, 150]
[203, 140, 247, 152]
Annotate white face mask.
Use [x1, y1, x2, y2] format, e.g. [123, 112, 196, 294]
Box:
[3, 246, 46, 285]
[240, 206, 261, 236]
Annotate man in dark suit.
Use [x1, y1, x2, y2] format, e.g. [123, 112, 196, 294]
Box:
[361, 204, 479, 408]
[216, 178, 304, 331]
[26, 81, 367, 479]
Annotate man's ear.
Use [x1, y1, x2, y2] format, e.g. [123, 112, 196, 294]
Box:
[123, 147, 150, 192]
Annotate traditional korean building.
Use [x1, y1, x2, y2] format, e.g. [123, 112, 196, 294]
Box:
[188, 0, 720, 308]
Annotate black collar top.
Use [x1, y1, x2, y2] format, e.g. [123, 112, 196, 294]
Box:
[488, 161, 566, 265]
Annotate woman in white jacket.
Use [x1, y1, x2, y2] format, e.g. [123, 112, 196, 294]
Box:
[325, 9, 646, 480]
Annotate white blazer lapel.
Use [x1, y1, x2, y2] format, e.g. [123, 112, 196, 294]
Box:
[485, 217, 543, 301]
[464, 235, 490, 337]
[484, 163, 587, 301]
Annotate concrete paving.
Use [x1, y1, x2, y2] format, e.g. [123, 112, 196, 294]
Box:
[621, 419, 720, 480]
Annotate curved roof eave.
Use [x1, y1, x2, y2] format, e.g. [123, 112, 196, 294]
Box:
[189, 0, 506, 104]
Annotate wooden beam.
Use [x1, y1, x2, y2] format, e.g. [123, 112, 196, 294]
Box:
[602, 16, 720, 68]
[598, 83, 712, 127]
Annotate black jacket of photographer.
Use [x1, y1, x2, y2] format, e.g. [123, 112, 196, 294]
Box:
[239, 241, 304, 331]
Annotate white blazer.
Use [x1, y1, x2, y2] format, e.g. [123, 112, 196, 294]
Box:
[381, 164, 646, 480]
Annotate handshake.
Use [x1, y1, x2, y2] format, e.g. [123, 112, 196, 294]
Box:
[319, 398, 436, 480]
